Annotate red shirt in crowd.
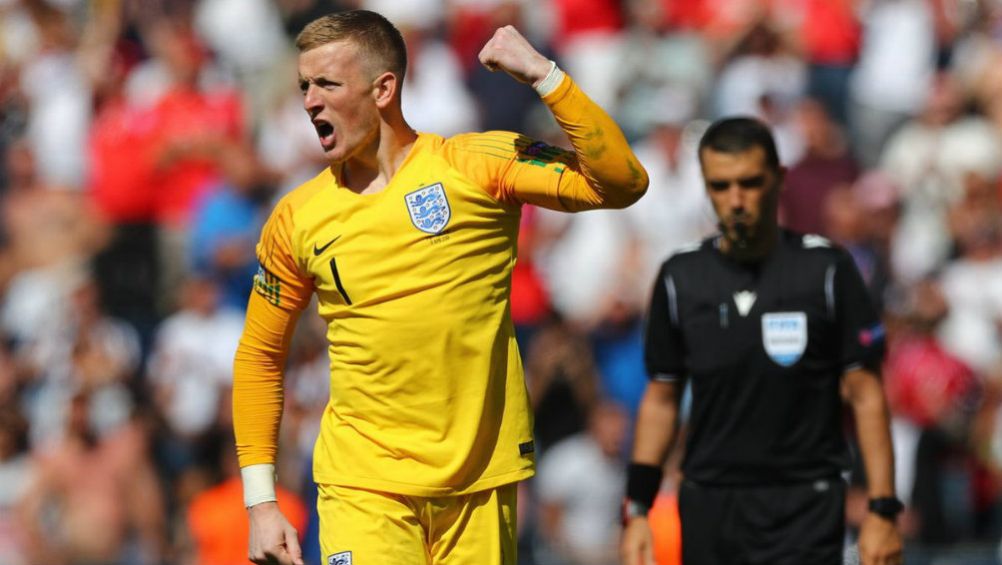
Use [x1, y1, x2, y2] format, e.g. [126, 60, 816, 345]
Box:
[800, 0, 861, 65]
[88, 98, 158, 223]
[148, 86, 244, 226]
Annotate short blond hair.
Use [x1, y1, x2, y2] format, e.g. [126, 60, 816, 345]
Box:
[296, 10, 407, 81]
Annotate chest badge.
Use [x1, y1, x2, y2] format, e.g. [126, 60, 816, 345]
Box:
[733, 290, 757, 316]
[405, 183, 451, 234]
[761, 312, 807, 367]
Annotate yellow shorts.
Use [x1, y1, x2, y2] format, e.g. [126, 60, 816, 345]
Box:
[317, 483, 517, 565]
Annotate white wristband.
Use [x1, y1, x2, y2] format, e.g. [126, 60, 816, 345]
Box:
[241, 463, 278, 508]
[533, 60, 564, 97]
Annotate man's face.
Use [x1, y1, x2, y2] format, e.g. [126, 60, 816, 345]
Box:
[299, 40, 381, 163]
[700, 145, 782, 251]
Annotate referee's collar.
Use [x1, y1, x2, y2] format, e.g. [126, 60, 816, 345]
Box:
[712, 231, 785, 265]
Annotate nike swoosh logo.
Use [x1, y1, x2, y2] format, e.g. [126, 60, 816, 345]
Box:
[313, 235, 341, 256]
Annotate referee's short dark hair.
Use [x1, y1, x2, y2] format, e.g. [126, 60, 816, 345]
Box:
[698, 117, 780, 171]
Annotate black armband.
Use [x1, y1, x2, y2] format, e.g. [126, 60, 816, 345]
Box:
[625, 462, 663, 508]
[868, 496, 904, 520]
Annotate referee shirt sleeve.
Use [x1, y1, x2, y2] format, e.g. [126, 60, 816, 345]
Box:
[833, 250, 886, 373]
[644, 263, 687, 384]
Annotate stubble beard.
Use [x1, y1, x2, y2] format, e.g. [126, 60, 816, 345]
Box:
[732, 222, 750, 249]
[720, 216, 753, 251]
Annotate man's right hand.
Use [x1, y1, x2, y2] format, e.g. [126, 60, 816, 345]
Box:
[620, 516, 656, 565]
[248, 501, 304, 565]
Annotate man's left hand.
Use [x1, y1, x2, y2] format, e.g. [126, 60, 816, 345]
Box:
[857, 513, 903, 565]
[478, 25, 552, 86]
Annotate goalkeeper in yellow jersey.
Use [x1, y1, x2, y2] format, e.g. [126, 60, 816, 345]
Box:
[233, 9, 648, 565]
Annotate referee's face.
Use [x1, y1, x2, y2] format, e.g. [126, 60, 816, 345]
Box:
[700, 145, 782, 254]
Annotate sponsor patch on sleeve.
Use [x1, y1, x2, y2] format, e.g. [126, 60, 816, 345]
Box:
[858, 322, 886, 347]
[516, 140, 571, 168]
[253, 264, 282, 306]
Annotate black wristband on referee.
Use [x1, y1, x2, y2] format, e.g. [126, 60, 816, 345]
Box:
[626, 462, 663, 508]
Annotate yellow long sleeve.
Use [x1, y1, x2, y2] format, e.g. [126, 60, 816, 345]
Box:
[232, 290, 302, 468]
[443, 75, 648, 212]
[539, 73, 649, 210]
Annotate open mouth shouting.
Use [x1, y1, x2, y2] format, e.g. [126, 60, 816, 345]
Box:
[313, 119, 335, 149]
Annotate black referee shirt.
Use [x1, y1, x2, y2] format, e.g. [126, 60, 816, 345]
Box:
[645, 230, 886, 485]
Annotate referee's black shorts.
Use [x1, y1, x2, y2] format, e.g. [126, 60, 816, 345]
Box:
[678, 478, 845, 565]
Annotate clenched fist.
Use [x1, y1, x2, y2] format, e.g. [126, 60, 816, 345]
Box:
[247, 502, 303, 565]
[478, 25, 553, 86]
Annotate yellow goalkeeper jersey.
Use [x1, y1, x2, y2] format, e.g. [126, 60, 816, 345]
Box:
[234, 75, 647, 496]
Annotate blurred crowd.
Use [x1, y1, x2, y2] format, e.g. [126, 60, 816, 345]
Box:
[2, 0, 1002, 564]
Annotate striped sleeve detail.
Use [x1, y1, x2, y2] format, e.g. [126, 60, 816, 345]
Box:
[843, 362, 864, 374]
[665, 274, 679, 327]
[652, 372, 682, 383]
[825, 264, 836, 319]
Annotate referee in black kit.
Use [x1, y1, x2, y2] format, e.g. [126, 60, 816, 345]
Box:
[620, 118, 903, 565]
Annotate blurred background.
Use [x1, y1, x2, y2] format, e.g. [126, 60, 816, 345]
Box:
[1, 0, 1002, 563]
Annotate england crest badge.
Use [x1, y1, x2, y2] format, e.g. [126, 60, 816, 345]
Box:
[761, 312, 808, 367]
[405, 183, 451, 234]
[328, 551, 352, 565]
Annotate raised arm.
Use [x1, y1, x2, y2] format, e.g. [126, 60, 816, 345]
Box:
[476, 26, 648, 211]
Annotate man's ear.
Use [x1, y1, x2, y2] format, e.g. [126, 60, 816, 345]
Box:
[776, 165, 788, 191]
[372, 71, 398, 109]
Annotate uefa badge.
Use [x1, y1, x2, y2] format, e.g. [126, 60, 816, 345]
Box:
[405, 183, 451, 235]
[761, 312, 808, 367]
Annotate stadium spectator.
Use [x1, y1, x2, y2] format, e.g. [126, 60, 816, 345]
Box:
[626, 107, 715, 280]
[0, 141, 108, 353]
[398, 20, 479, 137]
[536, 401, 630, 564]
[20, 270, 141, 448]
[615, 2, 712, 140]
[714, 19, 805, 124]
[465, 1, 549, 134]
[881, 71, 1002, 285]
[849, 0, 937, 167]
[139, 17, 246, 312]
[188, 143, 276, 310]
[524, 321, 602, 452]
[0, 404, 32, 565]
[550, 0, 625, 110]
[18, 2, 91, 190]
[148, 274, 244, 480]
[784, 0, 862, 128]
[780, 97, 860, 237]
[882, 279, 979, 541]
[937, 171, 1002, 376]
[823, 184, 893, 310]
[18, 390, 166, 565]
